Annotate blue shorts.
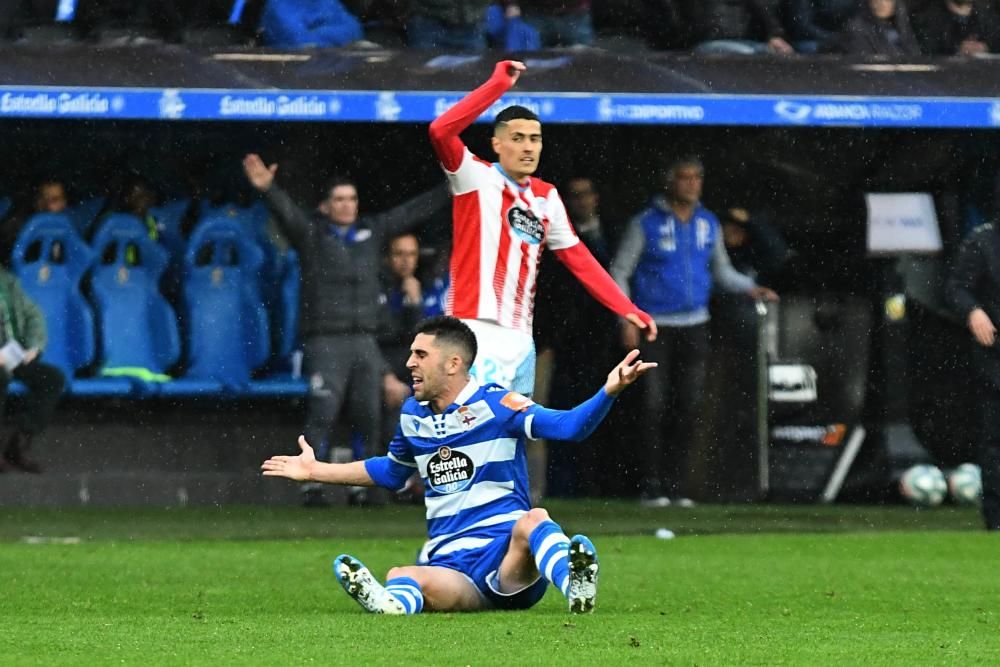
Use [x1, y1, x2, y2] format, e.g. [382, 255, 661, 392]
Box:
[423, 531, 548, 610]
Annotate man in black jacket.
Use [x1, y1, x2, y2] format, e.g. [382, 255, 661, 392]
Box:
[911, 0, 1000, 56]
[243, 154, 448, 505]
[946, 222, 1000, 530]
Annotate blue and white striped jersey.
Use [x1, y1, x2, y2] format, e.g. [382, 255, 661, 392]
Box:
[366, 377, 540, 565]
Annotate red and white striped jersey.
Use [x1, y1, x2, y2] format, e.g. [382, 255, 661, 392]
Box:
[443, 147, 579, 334]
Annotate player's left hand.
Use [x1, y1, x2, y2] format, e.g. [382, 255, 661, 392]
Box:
[625, 312, 658, 342]
[605, 349, 657, 397]
[496, 60, 526, 85]
[261, 435, 316, 481]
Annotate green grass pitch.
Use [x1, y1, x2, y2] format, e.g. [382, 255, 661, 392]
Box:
[1, 501, 998, 665]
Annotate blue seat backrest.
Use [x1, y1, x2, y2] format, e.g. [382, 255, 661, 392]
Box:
[183, 218, 269, 384]
[276, 249, 300, 358]
[66, 196, 106, 237]
[90, 216, 180, 373]
[11, 213, 96, 377]
[91, 213, 155, 259]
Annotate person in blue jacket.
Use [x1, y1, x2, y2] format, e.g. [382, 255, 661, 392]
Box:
[611, 157, 778, 508]
[259, 0, 363, 48]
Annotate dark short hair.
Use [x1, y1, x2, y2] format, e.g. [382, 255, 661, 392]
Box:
[663, 156, 704, 183]
[415, 316, 477, 370]
[323, 175, 357, 198]
[493, 105, 540, 133]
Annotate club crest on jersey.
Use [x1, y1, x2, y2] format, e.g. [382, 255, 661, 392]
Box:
[457, 405, 477, 429]
[426, 446, 475, 494]
[507, 207, 545, 245]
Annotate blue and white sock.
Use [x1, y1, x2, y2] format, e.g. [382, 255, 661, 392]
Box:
[529, 520, 572, 596]
[384, 577, 424, 614]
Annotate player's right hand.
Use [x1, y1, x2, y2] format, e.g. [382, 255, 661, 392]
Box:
[261, 435, 316, 481]
[495, 60, 526, 85]
[243, 153, 278, 193]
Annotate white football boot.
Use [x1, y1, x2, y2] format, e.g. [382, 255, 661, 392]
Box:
[333, 554, 406, 615]
[567, 535, 599, 614]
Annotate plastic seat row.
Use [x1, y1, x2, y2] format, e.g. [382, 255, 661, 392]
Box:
[12, 212, 305, 398]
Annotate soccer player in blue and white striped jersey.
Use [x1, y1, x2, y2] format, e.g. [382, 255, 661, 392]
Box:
[261, 316, 655, 614]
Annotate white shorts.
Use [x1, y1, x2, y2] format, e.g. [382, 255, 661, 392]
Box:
[461, 319, 536, 396]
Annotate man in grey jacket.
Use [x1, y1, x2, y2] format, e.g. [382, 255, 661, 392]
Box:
[243, 154, 449, 505]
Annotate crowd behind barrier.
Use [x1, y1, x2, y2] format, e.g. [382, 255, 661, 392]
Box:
[1, 1, 1000, 58]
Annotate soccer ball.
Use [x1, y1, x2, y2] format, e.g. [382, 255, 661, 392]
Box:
[899, 464, 948, 507]
[947, 463, 983, 505]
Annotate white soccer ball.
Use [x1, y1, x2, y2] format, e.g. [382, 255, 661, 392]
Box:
[947, 463, 983, 506]
[899, 464, 948, 507]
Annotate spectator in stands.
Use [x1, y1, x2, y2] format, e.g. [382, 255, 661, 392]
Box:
[407, 0, 493, 50]
[673, 0, 795, 54]
[0, 267, 65, 473]
[911, 0, 1000, 56]
[0, 178, 69, 268]
[720, 206, 790, 285]
[534, 176, 615, 497]
[945, 222, 1000, 531]
[380, 233, 431, 383]
[258, 0, 363, 48]
[107, 176, 161, 242]
[503, 1, 595, 47]
[242, 154, 447, 506]
[75, 0, 185, 43]
[377, 232, 438, 502]
[33, 178, 68, 215]
[610, 157, 778, 507]
[781, 0, 860, 53]
[829, 0, 920, 55]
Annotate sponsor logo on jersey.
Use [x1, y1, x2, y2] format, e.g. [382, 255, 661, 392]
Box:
[426, 446, 476, 494]
[500, 391, 534, 412]
[507, 207, 545, 245]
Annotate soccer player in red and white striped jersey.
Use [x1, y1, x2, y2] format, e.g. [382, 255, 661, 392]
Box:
[428, 60, 656, 394]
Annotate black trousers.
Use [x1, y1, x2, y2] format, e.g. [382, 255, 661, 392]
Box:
[639, 323, 709, 497]
[978, 385, 1000, 530]
[0, 360, 65, 435]
[302, 334, 384, 460]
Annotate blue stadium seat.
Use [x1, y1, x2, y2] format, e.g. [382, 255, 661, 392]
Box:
[89, 214, 181, 396]
[66, 196, 106, 237]
[275, 249, 300, 359]
[166, 217, 278, 397]
[91, 213, 147, 247]
[10, 213, 135, 396]
[191, 201, 301, 372]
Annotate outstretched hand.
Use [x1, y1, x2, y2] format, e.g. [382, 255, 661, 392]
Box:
[243, 153, 278, 193]
[261, 435, 316, 481]
[605, 349, 657, 397]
